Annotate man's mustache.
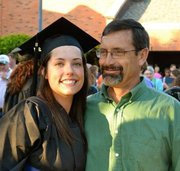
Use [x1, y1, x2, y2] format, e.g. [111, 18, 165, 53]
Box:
[101, 65, 123, 72]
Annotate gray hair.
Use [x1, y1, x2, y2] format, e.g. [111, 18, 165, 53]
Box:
[147, 66, 154, 74]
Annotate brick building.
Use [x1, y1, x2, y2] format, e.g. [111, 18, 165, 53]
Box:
[0, 0, 180, 69]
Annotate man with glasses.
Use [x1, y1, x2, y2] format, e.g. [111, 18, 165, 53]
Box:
[85, 19, 180, 171]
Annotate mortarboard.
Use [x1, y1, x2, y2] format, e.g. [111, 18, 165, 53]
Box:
[18, 17, 99, 58]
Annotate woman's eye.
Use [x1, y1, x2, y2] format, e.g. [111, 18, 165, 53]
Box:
[56, 62, 64, 66]
[73, 63, 82, 67]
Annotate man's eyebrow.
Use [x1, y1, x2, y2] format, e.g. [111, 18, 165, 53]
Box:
[112, 48, 125, 50]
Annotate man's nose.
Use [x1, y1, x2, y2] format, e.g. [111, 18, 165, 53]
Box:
[105, 51, 114, 64]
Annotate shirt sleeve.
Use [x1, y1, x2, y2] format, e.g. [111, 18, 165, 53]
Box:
[0, 100, 42, 170]
[172, 100, 180, 170]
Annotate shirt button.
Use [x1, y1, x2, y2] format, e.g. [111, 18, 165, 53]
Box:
[115, 130, 118, 134]
[115, 153, 119, 157]
[116, 108, 120, 112]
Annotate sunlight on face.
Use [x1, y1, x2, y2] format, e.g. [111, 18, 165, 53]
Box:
[45, 46, 84, 98]
[99, 30, 141, 88]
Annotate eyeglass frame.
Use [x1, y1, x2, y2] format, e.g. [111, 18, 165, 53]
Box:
[96, 48, 143, 59]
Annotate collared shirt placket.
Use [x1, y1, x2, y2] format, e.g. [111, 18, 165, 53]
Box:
[111, 100, 132, 171]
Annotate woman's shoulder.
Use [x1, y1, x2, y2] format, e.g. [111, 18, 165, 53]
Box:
[25, 96, 52, 122]
[2, 96, 52, 129]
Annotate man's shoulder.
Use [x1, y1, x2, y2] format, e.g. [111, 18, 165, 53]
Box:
[142, 86, 178, 104]
[85, 91, 105, 115]
[87, 91, 102, 102]
[149, 87, 179, 105]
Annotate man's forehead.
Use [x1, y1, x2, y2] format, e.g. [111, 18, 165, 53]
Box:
[100, 30, 133, 48]
[103, 29, 132, 38]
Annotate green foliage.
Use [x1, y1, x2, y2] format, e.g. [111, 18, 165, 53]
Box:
[0, 34, 31, 54]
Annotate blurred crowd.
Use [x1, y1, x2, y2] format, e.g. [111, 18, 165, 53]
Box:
[0, 54, 15, 116]
[142, 63, 180, 101]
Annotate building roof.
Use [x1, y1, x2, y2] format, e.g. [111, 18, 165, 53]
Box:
[116, 0, 180, 51]
[0, 0, 180, 51]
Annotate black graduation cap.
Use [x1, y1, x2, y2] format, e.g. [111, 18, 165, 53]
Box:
[18, 17, 99, 57]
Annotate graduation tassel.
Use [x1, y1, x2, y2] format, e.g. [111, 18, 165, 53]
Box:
[31, 38, 41, 96]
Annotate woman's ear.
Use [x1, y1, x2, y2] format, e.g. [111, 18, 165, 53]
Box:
[40, 67, 48, 79]
[138, 48, 149, 66]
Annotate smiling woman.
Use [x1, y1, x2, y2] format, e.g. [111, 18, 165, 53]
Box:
[44, 45, 84, 113]
[0, 17, 99, 170]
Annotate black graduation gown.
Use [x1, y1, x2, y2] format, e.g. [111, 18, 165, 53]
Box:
[3, 77, 34, 114]
[0, 97, 86, 171]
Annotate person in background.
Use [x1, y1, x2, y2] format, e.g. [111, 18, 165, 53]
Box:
[170, 69, 180, 80]
[162, 67, 174, 90]
[0, 54, 12, 117]
[140, 62, 153, 88]
[8, 53, 17, 70]
[87, 63, 99, 95]
[170, 64, 177, 72]
[154, 64, 162, 79]
[89, 64, 99, 82]
[2, 57, 35, 114]
[0, 54, 12, 79]
[144, 65, 163, 91]
[165, 75, 180, 101]
[85, 19, 180, 171]
[0, 17, 99, 170]
[96, 74, 103, 90]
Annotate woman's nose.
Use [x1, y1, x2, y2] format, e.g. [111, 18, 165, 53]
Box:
[64, 63, 74, 75]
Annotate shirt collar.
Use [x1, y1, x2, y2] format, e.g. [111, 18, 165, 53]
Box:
[101, 77, 147, 102]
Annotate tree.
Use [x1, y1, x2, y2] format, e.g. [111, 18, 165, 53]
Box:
[0, 34, 30, 54]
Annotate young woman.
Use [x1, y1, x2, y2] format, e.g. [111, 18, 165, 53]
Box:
[0, 17, 99, 170]
[0, 34, 88, 171]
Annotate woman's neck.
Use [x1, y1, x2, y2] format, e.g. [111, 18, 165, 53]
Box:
[53, 93, 73, 114]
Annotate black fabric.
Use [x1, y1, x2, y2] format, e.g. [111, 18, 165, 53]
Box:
[18, 17, 99, 57]
[3, 77, 34, 114]
[0, 96, 86, 171]
[87, 85, 98, 96]
[165, 86, 180, 101]
[41, 35, 83, 58]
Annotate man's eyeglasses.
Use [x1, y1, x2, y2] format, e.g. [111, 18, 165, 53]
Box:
[96, 48, 138, 59]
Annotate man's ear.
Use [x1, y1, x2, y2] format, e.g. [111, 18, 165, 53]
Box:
[138, 48, 149, 66]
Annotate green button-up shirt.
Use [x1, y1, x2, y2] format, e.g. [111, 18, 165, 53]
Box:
[85, 78, 180, 171]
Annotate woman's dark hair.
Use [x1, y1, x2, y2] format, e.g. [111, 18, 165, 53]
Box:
[172, 75, 180, 87]
[171, 69, 180, 78]
[102, 19, 150, 53]
[37, 51, 88, 145]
